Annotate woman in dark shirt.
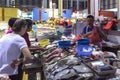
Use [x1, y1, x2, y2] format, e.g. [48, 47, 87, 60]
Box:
[22, 19, 32, 47]
[18, 19, 45, 80]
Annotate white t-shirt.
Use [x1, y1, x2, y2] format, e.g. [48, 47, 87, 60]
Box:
[0, 33, 27, 75]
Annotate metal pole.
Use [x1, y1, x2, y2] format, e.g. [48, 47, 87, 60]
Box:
[77, 0, 79, 10]
[90, 0, 95, 16]
[98, 0, 101, 11]
[42, 0, 47, 8]
[2, 8, 4, 21]
[45, 0, 47, 8]
[94, 0, 99, 20]
[49, 0, 52, 8]
[71, 0, 73, 8]
[66, 0, 68, 9]
[88, 0, 90, 14]
[118, 0, 120, 19]
[52, 3, 55, 18]
[84, 0, 85, 9]
[6, 0, 10, 7]
[40, 8, 42, 23]
[42, 0, 44, 8]
[58, 0, 63, 18]
[40, 0, 43, 23]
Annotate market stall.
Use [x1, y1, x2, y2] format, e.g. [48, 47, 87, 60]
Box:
[22, 31, 120, 80]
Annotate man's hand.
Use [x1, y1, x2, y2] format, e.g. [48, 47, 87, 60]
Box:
[11, 59, 22, 68]
[0, 74, 11, 80]
[83, 31, 92, 38]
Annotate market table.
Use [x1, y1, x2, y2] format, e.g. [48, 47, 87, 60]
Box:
[23, 48, 46, 80]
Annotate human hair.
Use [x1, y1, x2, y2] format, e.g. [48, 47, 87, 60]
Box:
[25, 19, 33, 29]
[114, 16, 117, 19]
[8, 17, 18, 28]
[64, 21, 68, 26]
[33, 22, 36, 25]
[11, 19, 27, 33]
[87, 15, 94, 20]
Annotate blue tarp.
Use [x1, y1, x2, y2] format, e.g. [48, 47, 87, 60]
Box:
[42, 10, 49, 21]
[62, 10, 72, 19]
[62, 10, 66, 18]
[32, 8, 49, 21]
[32, 8, 40, 20]
[33, 8, 72, 20]
[66, 10, 72, 18]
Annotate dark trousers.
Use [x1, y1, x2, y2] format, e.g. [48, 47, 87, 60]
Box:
[9, 74, 19, 80]
[18, 63, 23, 80]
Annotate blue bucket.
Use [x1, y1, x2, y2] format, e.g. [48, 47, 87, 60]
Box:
[76, 45, 93, 57]
[77, 38, 90, 45]
[58, 41, 71, 48]
[66, 25, 72, 28]
[77, 38, 93, 57]
[64, 30, 72, 36]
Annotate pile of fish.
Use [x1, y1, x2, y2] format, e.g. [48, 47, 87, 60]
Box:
[42, 48, 94, 80]
[40, 42, 120, 80]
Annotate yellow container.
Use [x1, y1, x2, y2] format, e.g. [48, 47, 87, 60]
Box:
[38, 39, 50, 47]
[0, 8, 2, 21]
[22, 72, 28, 80]
[4, 8, 18, 21]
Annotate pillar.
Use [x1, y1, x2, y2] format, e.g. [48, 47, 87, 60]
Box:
[77, 0, 79, 10]
[88, 0, 90, 14]
[66, 0, 68, 9]
[58, 0, 63, 18]
[49, 0, 52, 8]
[71, 0, 73, 8]
[42, 0, 47, 8]
[6, 0, 10, 7]
[90, 0, 99, 20]
[118, 0, 120, 19]
[94, 0, 99, 20]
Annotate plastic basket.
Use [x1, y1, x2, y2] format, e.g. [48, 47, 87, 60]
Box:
[58, 41, 71, 48]
[77, 38, 90, 45]
[66, 25, 72, 28]
[76, 45, 93, 57]
[76, 38, 93, 57]
[64, 30, 72, 36]
[38, 39, 50, 47]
